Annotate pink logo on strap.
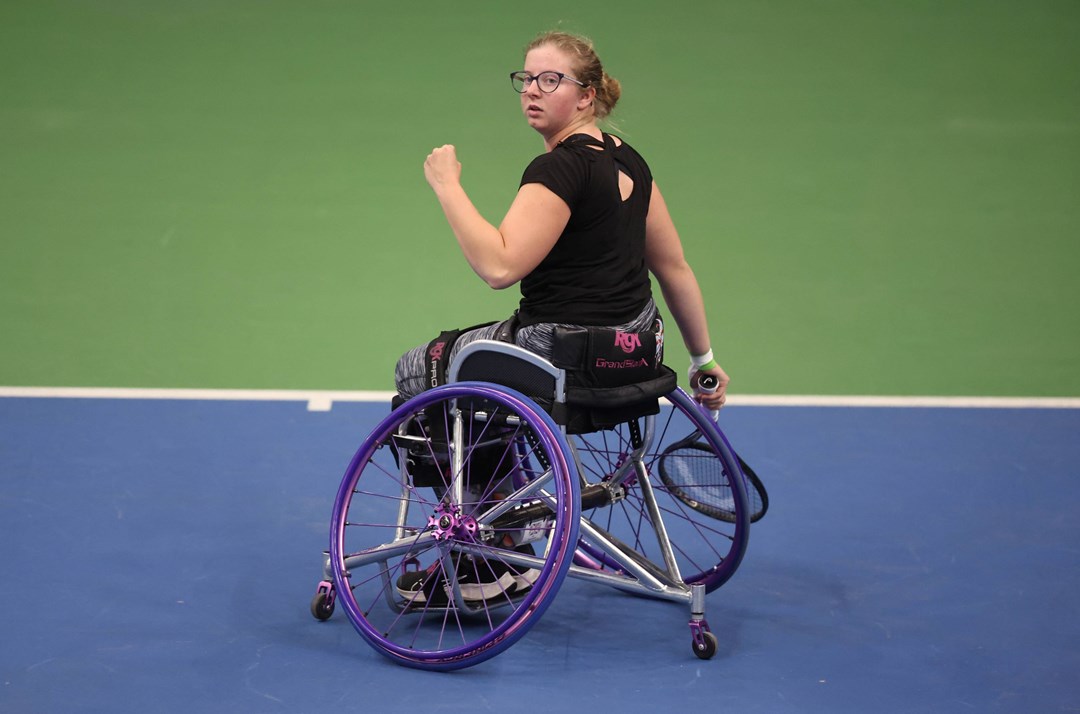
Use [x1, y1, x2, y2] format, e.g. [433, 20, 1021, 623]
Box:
[614, 332, 641, 354]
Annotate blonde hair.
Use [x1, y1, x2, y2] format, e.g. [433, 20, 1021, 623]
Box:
[525, 31, 621, 120]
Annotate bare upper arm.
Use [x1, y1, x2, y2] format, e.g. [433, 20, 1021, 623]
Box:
[495, 182, 571, 285]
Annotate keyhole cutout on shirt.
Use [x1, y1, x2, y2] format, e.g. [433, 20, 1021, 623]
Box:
[618, 169, 633, 201]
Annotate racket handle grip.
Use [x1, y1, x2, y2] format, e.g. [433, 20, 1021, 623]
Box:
[696, 374, 719, 394]
[695, 375, 721, 421]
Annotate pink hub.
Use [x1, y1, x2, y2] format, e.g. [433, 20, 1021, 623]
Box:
[428, 503, 478, 542]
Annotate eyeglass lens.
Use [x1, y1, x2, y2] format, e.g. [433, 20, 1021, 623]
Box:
[511, 72, 563, 93]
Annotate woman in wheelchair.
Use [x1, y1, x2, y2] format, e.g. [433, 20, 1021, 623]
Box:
[394, 30, 729, 596]
[395, 30, 728, 411]
[315, 30, 752, 670]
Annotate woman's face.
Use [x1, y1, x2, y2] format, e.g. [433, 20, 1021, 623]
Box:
[520, 44, 592, 136]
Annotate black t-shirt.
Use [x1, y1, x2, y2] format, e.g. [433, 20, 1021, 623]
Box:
[516, 133, 653, 326]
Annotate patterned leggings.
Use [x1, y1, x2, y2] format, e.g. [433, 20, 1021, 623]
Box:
[394, 298, 659, 399]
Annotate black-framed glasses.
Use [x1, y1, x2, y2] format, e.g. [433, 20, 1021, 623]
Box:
[510, 70, 588, 94]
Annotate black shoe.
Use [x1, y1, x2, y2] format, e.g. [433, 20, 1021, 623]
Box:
[395, 546, 538, 605]
[395, 561, 448, 605]
[504, 543, 541, 595]
[455, 558, 518, 602]
[395, 557, 515, 605]
[460, 544, 541, 599]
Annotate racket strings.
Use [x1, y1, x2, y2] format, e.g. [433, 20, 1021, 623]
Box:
[659, 443, 767, 523]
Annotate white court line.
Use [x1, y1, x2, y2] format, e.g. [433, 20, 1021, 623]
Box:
[1, 386, 1078, 411]
[729, 394, 1080, 409]
[0, 386, 395, 412]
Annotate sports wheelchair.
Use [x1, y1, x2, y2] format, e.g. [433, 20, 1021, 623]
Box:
[310, 340, 757, 670]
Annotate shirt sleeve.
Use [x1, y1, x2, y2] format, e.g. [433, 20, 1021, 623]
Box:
[519, 149, 588, 211]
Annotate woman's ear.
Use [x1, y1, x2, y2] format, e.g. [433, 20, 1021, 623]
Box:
[577, 87, 597, 111]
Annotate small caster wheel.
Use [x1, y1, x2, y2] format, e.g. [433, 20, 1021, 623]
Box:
[692, 631, 718, 660]
[310, 590, 335, 621]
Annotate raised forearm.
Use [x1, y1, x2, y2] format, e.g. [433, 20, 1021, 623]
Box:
[425, 144, 516, 288]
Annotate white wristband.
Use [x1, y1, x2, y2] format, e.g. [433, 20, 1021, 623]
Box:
[690, 349, 714, 369]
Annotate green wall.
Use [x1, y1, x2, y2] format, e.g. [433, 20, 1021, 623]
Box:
[2, 1, 1078, 395]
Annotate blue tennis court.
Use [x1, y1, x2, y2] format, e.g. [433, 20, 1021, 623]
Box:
[2, 396, 1077, 712]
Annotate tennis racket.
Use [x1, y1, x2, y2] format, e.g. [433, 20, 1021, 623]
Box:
[657, 375, 768, 523]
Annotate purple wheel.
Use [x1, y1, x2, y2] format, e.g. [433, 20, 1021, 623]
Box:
[570, 387, 750, 593]
[329, 383, 580, 670]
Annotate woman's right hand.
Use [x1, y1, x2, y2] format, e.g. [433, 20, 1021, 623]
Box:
[690, 364, 730, 411]
[424, 144, 462, 190]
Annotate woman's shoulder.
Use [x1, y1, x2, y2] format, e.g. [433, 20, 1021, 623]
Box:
[524, 146, 577, 173]
[520, 142, 591, 194]
[610, 135, 651, 176]
[608, 134, 644, 158]
[557, 133, 604, 149]
[524, 138, 595, 174]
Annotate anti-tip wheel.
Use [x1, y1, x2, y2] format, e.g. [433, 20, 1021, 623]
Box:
[310, 591, 334, 621]
[692, 631, 718, 660]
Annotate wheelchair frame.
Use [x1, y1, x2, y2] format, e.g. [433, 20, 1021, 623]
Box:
[311, 340, 750, 670]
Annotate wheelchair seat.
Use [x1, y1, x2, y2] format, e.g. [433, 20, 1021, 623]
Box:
[448, 339, 677, 434]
